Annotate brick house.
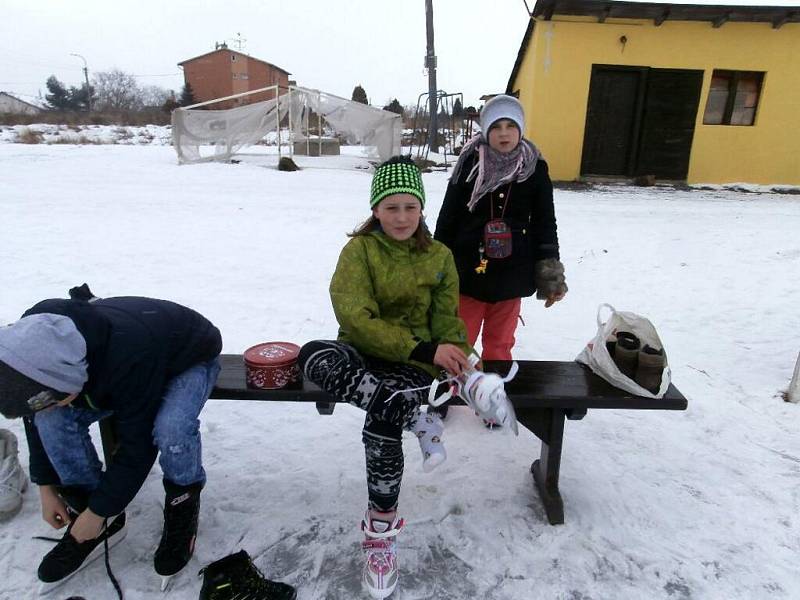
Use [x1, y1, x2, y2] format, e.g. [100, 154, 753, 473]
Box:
[178, 45, 291, 108]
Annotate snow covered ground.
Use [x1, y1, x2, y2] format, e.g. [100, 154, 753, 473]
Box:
[0, 144, 798, 600]
[0, 124, 173, 146]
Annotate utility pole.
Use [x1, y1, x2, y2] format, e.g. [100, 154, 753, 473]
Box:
[70, 53, 91, 113]
[425, 0, 438, 153]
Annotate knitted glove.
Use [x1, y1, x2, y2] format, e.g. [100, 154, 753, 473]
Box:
[534, 258, 568, 300]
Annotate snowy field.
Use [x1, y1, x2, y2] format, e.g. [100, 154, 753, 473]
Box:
[0, 144, 798, 600]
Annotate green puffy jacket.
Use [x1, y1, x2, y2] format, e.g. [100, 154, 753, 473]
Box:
[330, 230, 471, 377]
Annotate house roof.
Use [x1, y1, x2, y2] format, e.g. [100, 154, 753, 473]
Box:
[0, 91, 44, 111]
[507, 0, 800, 92]
[178, 48, 291, 75]
[506, 18, 536, 95]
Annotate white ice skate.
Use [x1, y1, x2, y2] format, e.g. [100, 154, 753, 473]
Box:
[0, 429, 28, 520]
[361, 511, 404, 599]
[428, 355, 519, 435]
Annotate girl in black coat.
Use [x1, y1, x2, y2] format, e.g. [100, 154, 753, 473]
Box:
[435, 94, 567, 363]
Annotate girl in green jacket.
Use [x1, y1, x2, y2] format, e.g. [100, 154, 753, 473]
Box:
[298, 156, 472, 599]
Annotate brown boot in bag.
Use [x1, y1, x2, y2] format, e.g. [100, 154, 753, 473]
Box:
[613, 332, 640, 379]
[635, 345, 665, 394]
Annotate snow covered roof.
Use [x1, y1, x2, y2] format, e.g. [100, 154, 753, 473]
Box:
[0, 92, 44, 112]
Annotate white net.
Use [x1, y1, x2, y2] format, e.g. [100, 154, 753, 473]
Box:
[171, 86, 402, 164]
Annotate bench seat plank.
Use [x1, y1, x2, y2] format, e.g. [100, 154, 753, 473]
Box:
[212, 354, 687, 411]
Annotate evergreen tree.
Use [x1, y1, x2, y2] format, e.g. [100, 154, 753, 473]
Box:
[45, 75, 73, 110]
[351, 84, 368, 105]
[71, 83, 96, 112]
[452, 98, 464, 117]
[382, 98, 404, 116]
[179, 82, 196, 107]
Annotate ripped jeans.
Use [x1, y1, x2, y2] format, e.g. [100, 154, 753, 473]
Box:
[34, 358, 220, 490]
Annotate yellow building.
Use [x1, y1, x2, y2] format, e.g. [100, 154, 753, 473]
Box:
[506, 0, 800, 185]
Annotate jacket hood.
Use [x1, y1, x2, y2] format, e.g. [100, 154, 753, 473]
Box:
[0, 313, 88, 393]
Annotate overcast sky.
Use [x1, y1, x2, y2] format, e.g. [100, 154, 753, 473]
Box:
[2, 0, 796, 109]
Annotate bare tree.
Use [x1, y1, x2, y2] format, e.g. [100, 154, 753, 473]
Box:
[139, 85, 171, 109]
[93, 68, 142, 111]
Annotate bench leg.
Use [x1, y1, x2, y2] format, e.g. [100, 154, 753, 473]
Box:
[516, 407, 566, 525]
[316, 402, 336, 415]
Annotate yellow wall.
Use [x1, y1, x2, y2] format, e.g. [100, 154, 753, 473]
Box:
[512, 17, 800, 185]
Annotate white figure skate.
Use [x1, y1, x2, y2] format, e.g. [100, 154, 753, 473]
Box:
[429, 355, 519, 435]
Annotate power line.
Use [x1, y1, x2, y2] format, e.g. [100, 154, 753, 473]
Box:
[131, 73, 182, 78]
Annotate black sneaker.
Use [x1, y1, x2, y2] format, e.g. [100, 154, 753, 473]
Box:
[154, 479, 203, 576]
[37, 512, 128, 583]
[199, 550, 296, 600]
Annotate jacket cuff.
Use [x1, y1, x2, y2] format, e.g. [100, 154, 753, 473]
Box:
[410, 341, 438, 365]
[88, 492, 123, 518]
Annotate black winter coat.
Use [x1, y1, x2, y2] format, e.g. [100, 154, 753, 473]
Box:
[23, 296, 222, 517]
[434, 155, 560, 303]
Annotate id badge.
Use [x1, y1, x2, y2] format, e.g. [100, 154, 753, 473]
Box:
[483, 219, 512, 259]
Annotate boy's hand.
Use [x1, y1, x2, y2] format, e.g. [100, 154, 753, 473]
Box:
[434, 344, 470, 376]
[70, 508, 105, 542]
[39, 485, 70, 529]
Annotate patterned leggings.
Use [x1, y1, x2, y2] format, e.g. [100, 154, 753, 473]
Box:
[298, 340, 432, 511]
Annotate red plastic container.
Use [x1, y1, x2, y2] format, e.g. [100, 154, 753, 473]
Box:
[244, 342, 301, 389]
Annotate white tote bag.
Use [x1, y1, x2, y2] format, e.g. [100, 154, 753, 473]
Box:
[575, 303, 671, 399]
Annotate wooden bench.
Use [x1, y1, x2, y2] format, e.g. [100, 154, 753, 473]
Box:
[99, 354, 687, 525]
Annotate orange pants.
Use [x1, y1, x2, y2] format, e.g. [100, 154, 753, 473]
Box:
[458, 295, 521, 360]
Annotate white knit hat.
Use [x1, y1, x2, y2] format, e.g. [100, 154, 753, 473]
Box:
[480, 95, 525, 136]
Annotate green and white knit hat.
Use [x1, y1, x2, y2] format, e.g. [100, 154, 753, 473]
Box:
[370, 156, 426, 208]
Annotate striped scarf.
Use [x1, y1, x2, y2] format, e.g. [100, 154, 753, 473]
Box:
[451, 134, 541, 212]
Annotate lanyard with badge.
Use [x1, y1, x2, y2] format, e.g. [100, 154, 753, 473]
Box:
[476, 185, 513, 274]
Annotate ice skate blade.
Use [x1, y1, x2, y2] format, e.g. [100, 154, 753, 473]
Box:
[160, 574, 173, 592]
[37, 517, 128, 596]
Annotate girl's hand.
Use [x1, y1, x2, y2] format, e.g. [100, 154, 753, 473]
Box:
[434, 344, 470, 376]
[40, 485, 70, 529]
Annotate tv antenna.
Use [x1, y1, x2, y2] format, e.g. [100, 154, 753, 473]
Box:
[229, 32, 247, 52]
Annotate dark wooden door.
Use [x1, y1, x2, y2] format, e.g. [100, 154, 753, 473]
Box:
[580, 65, 703, 180]
[580, 67, 644, 176]
[635, 69, 704, 179]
